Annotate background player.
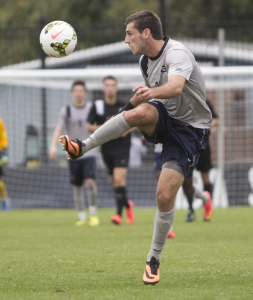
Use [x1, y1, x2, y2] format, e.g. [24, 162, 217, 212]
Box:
[60, 11, 213, 285]
[185, 99, 219, 222]
[129, 134, 147, 169]
[87, 76, 134, 225]
[50, 80, 99, 226]
[0, 118, 9, 212]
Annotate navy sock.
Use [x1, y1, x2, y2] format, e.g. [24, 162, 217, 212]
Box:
[187, 194, 194, 211]
[114, 186, 129, 216]
[204, 183, 213, 197]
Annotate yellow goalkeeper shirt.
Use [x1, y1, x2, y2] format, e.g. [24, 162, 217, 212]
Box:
[0, 118, 8, 150]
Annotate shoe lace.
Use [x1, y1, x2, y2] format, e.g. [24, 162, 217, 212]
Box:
[149, 258, 160, 275]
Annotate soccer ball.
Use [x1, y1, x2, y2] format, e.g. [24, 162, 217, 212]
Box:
[40, 21, 77, 58]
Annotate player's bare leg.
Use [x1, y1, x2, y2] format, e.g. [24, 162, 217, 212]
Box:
[154, 168, 176, 238]
[143, 168, 184, 285]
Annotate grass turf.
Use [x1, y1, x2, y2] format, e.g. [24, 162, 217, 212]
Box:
[0, 207, 253, 300]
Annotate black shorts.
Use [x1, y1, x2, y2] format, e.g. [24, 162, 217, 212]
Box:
[69, 156, 96, 186]
[142, 101, 209, 178]
[102, 151, 129, 175]
[196, 143, 212, 173]
[0, 166, 3, 177]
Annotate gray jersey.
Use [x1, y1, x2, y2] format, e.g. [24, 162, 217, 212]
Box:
[139, 38, 212, 129]
[57, 102, 96, 159]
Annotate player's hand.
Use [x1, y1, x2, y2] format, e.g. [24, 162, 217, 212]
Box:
[133, 85, 154, 102]
[141, 136, 148, 145]
[121, 132, 128, 138]
[49, 147, 58, 160]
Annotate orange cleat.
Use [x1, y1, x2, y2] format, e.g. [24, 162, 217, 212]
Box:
[143, 257, 160, 285]
[203, 191, 214, 221]
[168, 230, 176, 239]
[59, 135, 84, 160]
[126, 200, 134, 224]
[111, 214, 122, 225]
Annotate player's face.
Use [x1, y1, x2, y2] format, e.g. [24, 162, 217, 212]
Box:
[125, 22, 146, 55]
[103, 79, 118, 97]
[72, 85, 86, 101]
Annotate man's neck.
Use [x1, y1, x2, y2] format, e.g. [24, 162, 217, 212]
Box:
[105, 95, 117, 105]
[144, 39, 165, 59]
[73, 99, 85, 107]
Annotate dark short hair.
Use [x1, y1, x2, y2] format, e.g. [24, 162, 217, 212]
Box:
[125, 10, 163, 40]
[71, 80, 86, 91]
[103, 75, 117, 83]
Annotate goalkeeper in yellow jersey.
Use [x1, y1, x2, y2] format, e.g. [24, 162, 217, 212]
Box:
[0, 118, 9, 212]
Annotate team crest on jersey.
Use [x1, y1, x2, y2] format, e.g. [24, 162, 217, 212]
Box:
[161, 65, 167, 72]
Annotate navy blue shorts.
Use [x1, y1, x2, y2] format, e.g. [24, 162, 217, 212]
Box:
[187, 143, 212, 177]
[69, 156, 96, 186]
[154, 152, 163, 172]
[142, 101, 209, 178]
[196, 143, 212, 173]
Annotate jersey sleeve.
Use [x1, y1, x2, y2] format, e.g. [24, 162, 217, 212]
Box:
[166, 49, 193, 81]
[56, 106, 67, 129]
[87, 103, 97, 124]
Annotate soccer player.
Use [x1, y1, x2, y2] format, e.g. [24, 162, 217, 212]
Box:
[59, 11, 213, 285]
[185, 99, 219, 222]
[0, 118, 9, 212]
[50, 80, 99, 227]
[87, 76, 134, 225]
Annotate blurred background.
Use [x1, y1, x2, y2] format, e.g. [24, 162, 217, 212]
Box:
[1, 0, 253, 209]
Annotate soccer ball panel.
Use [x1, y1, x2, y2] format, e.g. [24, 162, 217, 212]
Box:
[40, 21, 77, 58]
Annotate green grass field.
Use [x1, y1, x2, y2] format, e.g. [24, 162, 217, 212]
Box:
[0, 207, 253, 300]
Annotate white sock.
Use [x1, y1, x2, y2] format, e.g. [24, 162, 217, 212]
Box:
[194, 186, 209, 203]
[78, 211, 86, 221]
[147, 208, 175, 262]
[73, 186, 85, 211]
[82, 112, 132, 154]
[89, 206, 97, 216]
[86, 184, 97, 216]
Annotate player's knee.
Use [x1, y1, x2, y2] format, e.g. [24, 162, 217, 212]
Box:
[125, 106, 148, 125]
[113, 177, 125, 187]
[85, 178, 94, 186]
[157, 191, 172, 207]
